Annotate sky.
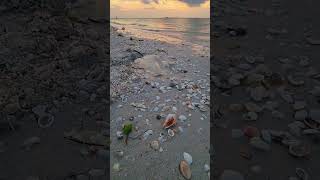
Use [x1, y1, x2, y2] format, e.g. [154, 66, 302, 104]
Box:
[111, 0, 210, 18]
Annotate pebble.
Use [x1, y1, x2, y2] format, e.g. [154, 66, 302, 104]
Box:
[220, 170, 244, 180]
[183, 152, 193, 165]
[250, 137, 271, 151]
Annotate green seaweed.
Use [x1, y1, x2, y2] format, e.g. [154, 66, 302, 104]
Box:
[122, 123, 133, 145]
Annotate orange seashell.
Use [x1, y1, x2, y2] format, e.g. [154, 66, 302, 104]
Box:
[163, 114, 177, 129]
[179, 160, 192, 179]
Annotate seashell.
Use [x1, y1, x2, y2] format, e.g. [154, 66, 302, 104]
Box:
[289, 143, 310, 158]
[150, 140, 160, 150]
[287, 75, 304, 86]
[302, 129, 320, 135]
[163, 114, 177, 129]
[113, 163, 121, 172]
[250, 137, 270, 151]
[243, 126, 260, 138]
[179, 160, 192, 180]
[183, 152, 193, 165]
[296, 168, 309, 180]
[204, 164, 210, 172]
[168, 129, 175, 137]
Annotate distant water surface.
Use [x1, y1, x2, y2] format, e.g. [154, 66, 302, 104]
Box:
[111, 18, 210, 47]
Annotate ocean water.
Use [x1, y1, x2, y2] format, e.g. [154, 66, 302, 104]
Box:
[111, 18, 210, 47]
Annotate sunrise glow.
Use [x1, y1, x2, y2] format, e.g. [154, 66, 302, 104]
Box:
[111, 0, 210, 18]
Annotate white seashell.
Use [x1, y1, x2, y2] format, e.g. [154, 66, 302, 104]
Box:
[183, 152, 193, 165]
[204, 164, 210, 172]
[168, 129, 175, 137]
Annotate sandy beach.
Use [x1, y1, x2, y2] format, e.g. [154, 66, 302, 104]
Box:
[110, 21, 210, 179]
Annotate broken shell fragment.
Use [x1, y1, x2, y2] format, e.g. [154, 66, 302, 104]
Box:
[296, 168, 309, 180]
[289, 143, 310, 158]
[179, 160, 192, 180]
[168, 129, 175, 137]
[243, 126, 260, 138]
[183, 152, 193, 165]
[163, 114, 177, 129]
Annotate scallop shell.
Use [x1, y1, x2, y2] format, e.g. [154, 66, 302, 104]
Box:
[163, 114, 177, 129]
[179, 160, 192, 180]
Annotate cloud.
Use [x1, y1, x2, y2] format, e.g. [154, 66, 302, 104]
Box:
[178, 0, 208, 6]
[139, 0, 209, 6]
[141, 0, 159, 4]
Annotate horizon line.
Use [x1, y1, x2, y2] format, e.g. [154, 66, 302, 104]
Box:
[110, 17, 210, 19]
